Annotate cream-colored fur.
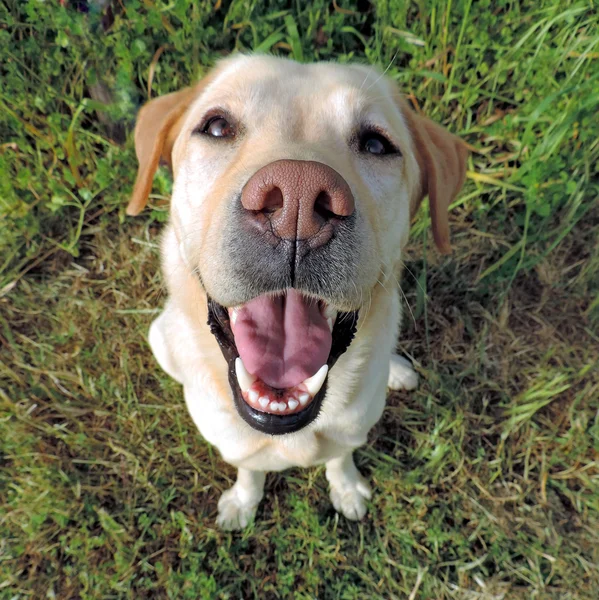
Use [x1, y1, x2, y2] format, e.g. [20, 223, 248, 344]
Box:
[129, 55, 466, 529]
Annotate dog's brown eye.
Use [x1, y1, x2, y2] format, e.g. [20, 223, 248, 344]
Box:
[359, 131, 399, 156]
[202, 116, 235, 138]
[364, 136, 386, 155]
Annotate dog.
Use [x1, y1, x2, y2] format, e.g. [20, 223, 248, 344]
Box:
[127, 55, 467, 530]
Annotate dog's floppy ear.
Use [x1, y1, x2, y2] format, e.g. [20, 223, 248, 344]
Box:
[400, 99, 468, 254]
[127, 84, 201, 216]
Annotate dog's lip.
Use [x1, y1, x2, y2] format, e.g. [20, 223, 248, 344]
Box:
[231, 363, 331, 435]
[206, 297, 359, 435]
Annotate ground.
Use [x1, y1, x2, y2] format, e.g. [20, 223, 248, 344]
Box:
[1, 1, 598, 599]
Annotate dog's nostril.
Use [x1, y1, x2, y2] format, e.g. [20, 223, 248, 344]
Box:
[241, 160, 354, 243]
[261, 187, 284, 213]
[314, 191, 335, 220]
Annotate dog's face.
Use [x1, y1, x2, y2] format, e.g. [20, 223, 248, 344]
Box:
[129, 55, 467, 435]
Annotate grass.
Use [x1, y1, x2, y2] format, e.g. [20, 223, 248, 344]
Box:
[1, 0, 599, 598]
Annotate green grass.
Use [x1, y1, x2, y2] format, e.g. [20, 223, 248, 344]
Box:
[1, 0, 599, 598]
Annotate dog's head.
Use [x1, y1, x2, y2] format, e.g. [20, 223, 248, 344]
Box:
[129, 55, 467, 435]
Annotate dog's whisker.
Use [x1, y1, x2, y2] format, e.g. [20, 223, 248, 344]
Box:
[365, 51, 399, 93]
[386, 265, 417, 328]
[399, 259, 427, 297]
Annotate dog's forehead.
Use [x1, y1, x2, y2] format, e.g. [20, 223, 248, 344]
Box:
[196, 56, 392, 124]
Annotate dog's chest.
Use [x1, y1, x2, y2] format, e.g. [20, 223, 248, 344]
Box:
[189, 382, 365, 472]
[221, 435, 337, 471]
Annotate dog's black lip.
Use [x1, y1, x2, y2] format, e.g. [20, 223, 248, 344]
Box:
[207, 297, 359, 435]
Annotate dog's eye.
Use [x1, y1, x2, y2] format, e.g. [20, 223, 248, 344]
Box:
[359, 131, 400, 156]
[201, 116, 235, 138]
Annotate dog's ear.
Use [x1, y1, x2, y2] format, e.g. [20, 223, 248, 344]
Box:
[127, 84, 201, 216]
[399, 99, 468, 254]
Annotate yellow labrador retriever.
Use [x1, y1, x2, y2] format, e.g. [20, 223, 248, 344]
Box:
[127, 55, 467, 530]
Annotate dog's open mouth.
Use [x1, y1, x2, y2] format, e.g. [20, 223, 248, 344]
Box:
[207, 290, 358, 435]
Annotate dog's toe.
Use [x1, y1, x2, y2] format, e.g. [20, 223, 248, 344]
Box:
[330, 477, 372, 521]
[216, 488, 258, 531]
[388, 354, 418, 391]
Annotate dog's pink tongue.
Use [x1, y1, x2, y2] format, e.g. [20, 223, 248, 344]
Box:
[233, 290, 331, 389]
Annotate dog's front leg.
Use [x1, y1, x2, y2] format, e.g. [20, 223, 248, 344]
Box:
[325, 452, 372, 521]
[216, 468, 266, 530]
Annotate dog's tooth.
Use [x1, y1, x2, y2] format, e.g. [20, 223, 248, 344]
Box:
[302, 365, 328, 397]
[323, 304, 336, 318]
[298, 393, 310, 406]
[248, 390, 259, 403]
[288, 399, 299, 410]
[258, 396, 269, 408]
[230, 308, 238, 326]
[272, 402, 285, 412]
[278, 403, 287, 412]
[323, 306, 337, 332]
[235, 358, 256, 392]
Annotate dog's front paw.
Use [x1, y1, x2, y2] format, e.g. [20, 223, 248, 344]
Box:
[216, 487, 259, 531]
[329, 476, 372, 521]
[388, 354, 418, 391]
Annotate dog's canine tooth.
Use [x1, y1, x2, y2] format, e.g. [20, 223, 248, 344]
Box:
[258, 396, 269, 408]
[235, 357, 256, 392]
[298, 393, 310, 405]
[230, 307, 239, 326]
[323, 306, 337, 332]
[302, 365, 328, 397]
[288, 399, 299, 410]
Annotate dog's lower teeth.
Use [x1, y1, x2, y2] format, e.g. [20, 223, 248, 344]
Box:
[237, 359, 329, 414]
[302, 365, 328, 397]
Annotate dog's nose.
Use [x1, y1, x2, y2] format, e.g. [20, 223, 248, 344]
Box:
[240, 160, 355, 243]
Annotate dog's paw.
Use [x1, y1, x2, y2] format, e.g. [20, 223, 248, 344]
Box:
[329, 476, 372, 521]
[216, 487, 259, 531]
[388, 354, 418, 391]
